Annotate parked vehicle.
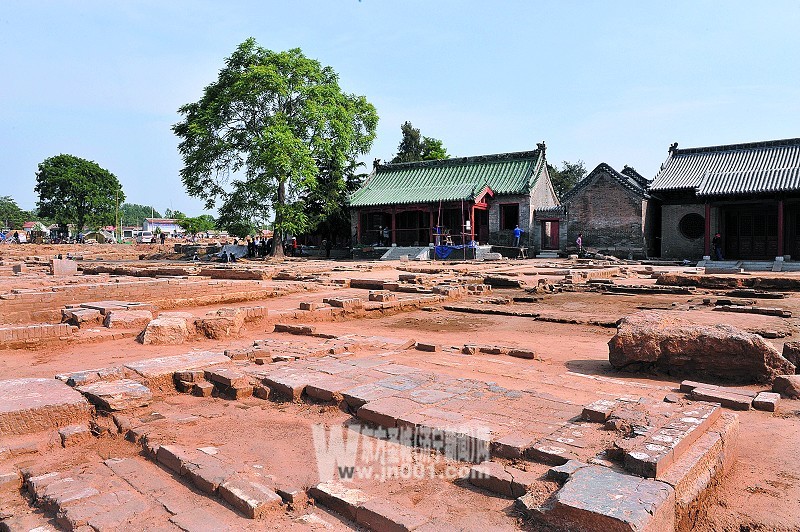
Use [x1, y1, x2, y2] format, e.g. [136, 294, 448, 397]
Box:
[136, 231, 154, 244]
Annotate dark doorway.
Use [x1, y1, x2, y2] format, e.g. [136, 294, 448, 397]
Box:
[540, 220, 559, 250]
[724, 205, 778, 259]
[474, 208, 489, 244]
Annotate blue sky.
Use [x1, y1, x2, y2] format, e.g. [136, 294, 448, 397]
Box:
[2, 1, 799, 216]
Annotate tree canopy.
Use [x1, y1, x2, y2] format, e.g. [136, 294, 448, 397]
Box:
[173, 38, 378, 255]
[35, 154, 124, 231]
[0, 196, 31, 230]
[390, 121, 449, 163]
[120, 203, 160, 227]
[548, 160, 587, 200]
[175, 213, 216, 235]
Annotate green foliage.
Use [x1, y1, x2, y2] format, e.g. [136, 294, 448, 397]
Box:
[548, 160, 587, 200]
[390, 121, 449, 163]
[175, 213, 216, 235]
[173, 38, 378, 256]
[120, 203, 161, 227]
[35, 154, 124, 231]
[0, 196, 31, 229]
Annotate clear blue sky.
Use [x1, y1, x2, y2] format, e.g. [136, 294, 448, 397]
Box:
[2, 1, 799, 217]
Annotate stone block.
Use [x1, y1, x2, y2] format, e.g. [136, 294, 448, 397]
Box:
[62, 308, 103, 327]
[342, 383, 399, 409]
[536, 465, 675, 532]
[76, 379, 153, 411]
[415, 342, 439, 352]
[773, 374, 800, 398]
[299, 301, 322, 311]
[50, 258, 78, 276]
[508, 348, 536, 359]
[156, 445, 198, 475]
[546, 460, 589, 484]
[581, 399, 617, 422]
[205, 368, 249, 388]
[139, 317, 192, 345]
[183, 455, 232, 494]
[491, 432, 539, 459]
[690, 387, 752, 411]
[356, 498, 430, 531]
[273, 323, 317, 335]
[0, 470, 21, 492]
[170, 508, 232, 532]
[0, 378, 93, 436]
[59, 424, 92, 447]
[753, 391, 780, 412]
[193, 382, 214, 397]
[308, 482, 369, 521]
[103, 309, 153, 329]
[219, 477, 283, 518]
[357, 397, 421, 428]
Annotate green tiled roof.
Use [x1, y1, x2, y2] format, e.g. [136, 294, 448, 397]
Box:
[349, 149, 545, 207]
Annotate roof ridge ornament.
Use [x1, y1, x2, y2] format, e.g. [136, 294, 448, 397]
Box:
[669, 142, 679, 155]
[537, 141, 546, 154]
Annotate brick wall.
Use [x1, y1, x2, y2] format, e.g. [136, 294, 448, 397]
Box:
[661, 204, 720, 259]
[489, 194, 531, 246]
[564, 171, 648, 257]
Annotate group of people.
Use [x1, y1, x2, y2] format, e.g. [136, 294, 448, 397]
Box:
[245, 236, 273, 258]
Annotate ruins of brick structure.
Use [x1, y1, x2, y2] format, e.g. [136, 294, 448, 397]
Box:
[1, 243, 799, 531]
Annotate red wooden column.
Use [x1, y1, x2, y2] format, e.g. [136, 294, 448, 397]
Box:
[469, 205, 475, 242]
[704, 203, 711, 257]
[356, 211, 361, 245]
[778, 199, 785, 257]
[391, 208, 396, 245]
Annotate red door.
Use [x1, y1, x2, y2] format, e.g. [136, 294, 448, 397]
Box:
[541, 220, 559, 250]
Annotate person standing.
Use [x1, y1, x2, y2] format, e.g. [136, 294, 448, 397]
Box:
[160, 232, 166, 245]
[382, 226, 390, 246]
[512, 225, 522, 247]
[712, 232, 724, 260]
[576, 233, 583, 256]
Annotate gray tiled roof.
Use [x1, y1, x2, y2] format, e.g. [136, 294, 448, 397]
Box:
[650, 138, 800, 195]
[561, 163, 650, 203]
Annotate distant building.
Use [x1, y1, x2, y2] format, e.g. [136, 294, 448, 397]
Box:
[348, 145, 559, 251]
[561, 163, 655, 258]
[650, 138, 800, 260]
[143, 218, 183, 236]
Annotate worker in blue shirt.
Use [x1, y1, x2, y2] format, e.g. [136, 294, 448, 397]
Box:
[513, 225, 522, 247]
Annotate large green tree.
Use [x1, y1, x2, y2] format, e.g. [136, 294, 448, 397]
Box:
[175, 213, 216, 235]
[120, 203, 161, 227]
[548, 160, 587, 200]
[390, 121, 449, 163]
[35, 154, 124, 231]
[0, 196, 31, 229]
[173, 38, 378, 256]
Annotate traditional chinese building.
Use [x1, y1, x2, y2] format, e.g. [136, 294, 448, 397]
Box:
[561, 163, 655, 258]
[348, 145, 559, 251]
[650, 138, 800, 260]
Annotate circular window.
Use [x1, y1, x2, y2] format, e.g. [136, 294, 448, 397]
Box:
[679, 213, 705, 240]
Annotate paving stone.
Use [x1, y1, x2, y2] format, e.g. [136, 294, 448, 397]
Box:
[124, 352, 229, 380]
[183, 455, 233, 494]
[170, 508, 231, 532]
[356, 498, 430, 531]
[679, 380, 756, 398]
[263, 372, 317, 401]
[219, 477, 283, 518]
[491, 432, 539, 459]
[58, 424, 91, 447]
[342, 383, 399, 409]
[357, 397, 421, 428]
[753, 391, 780, 412]
[415, 342, 439, 352]
[76, 379, 153, 411]
[690, 387, 752, 411]
[0, 378, 92, 436]
[103, 309, 153, 329]
[406, 388, 455, 405]
[308, 482, 370, 521]
[375, 375, 425, 392]
[535, 465, 675, 532]
[104, 457, 174, 495]
[305, 376, 358, 403]
[156, 445, 201, 476]
[468, 461, 540, 498]
[0, 470, 21, 491]
[581, 399, 617, 422]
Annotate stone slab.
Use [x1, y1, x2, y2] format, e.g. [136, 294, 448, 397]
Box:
[219, 477, 283, 518]
[469, 461, 540, 498]
[0, 378, 93, 436]
[308, 482, 370, 521]
[76, 379, 153, 411]
[690, 387, 751, 411]
[357, 397, 421, 428]
[582, 399, 618, 422]
[753, 391, 780, 412]
[125, 352, 229, 379]
[356, 498, 430, 531]
[538, 465, 675, 532]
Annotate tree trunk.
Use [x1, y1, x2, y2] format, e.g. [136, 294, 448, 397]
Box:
[270, 180, 286, 258]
